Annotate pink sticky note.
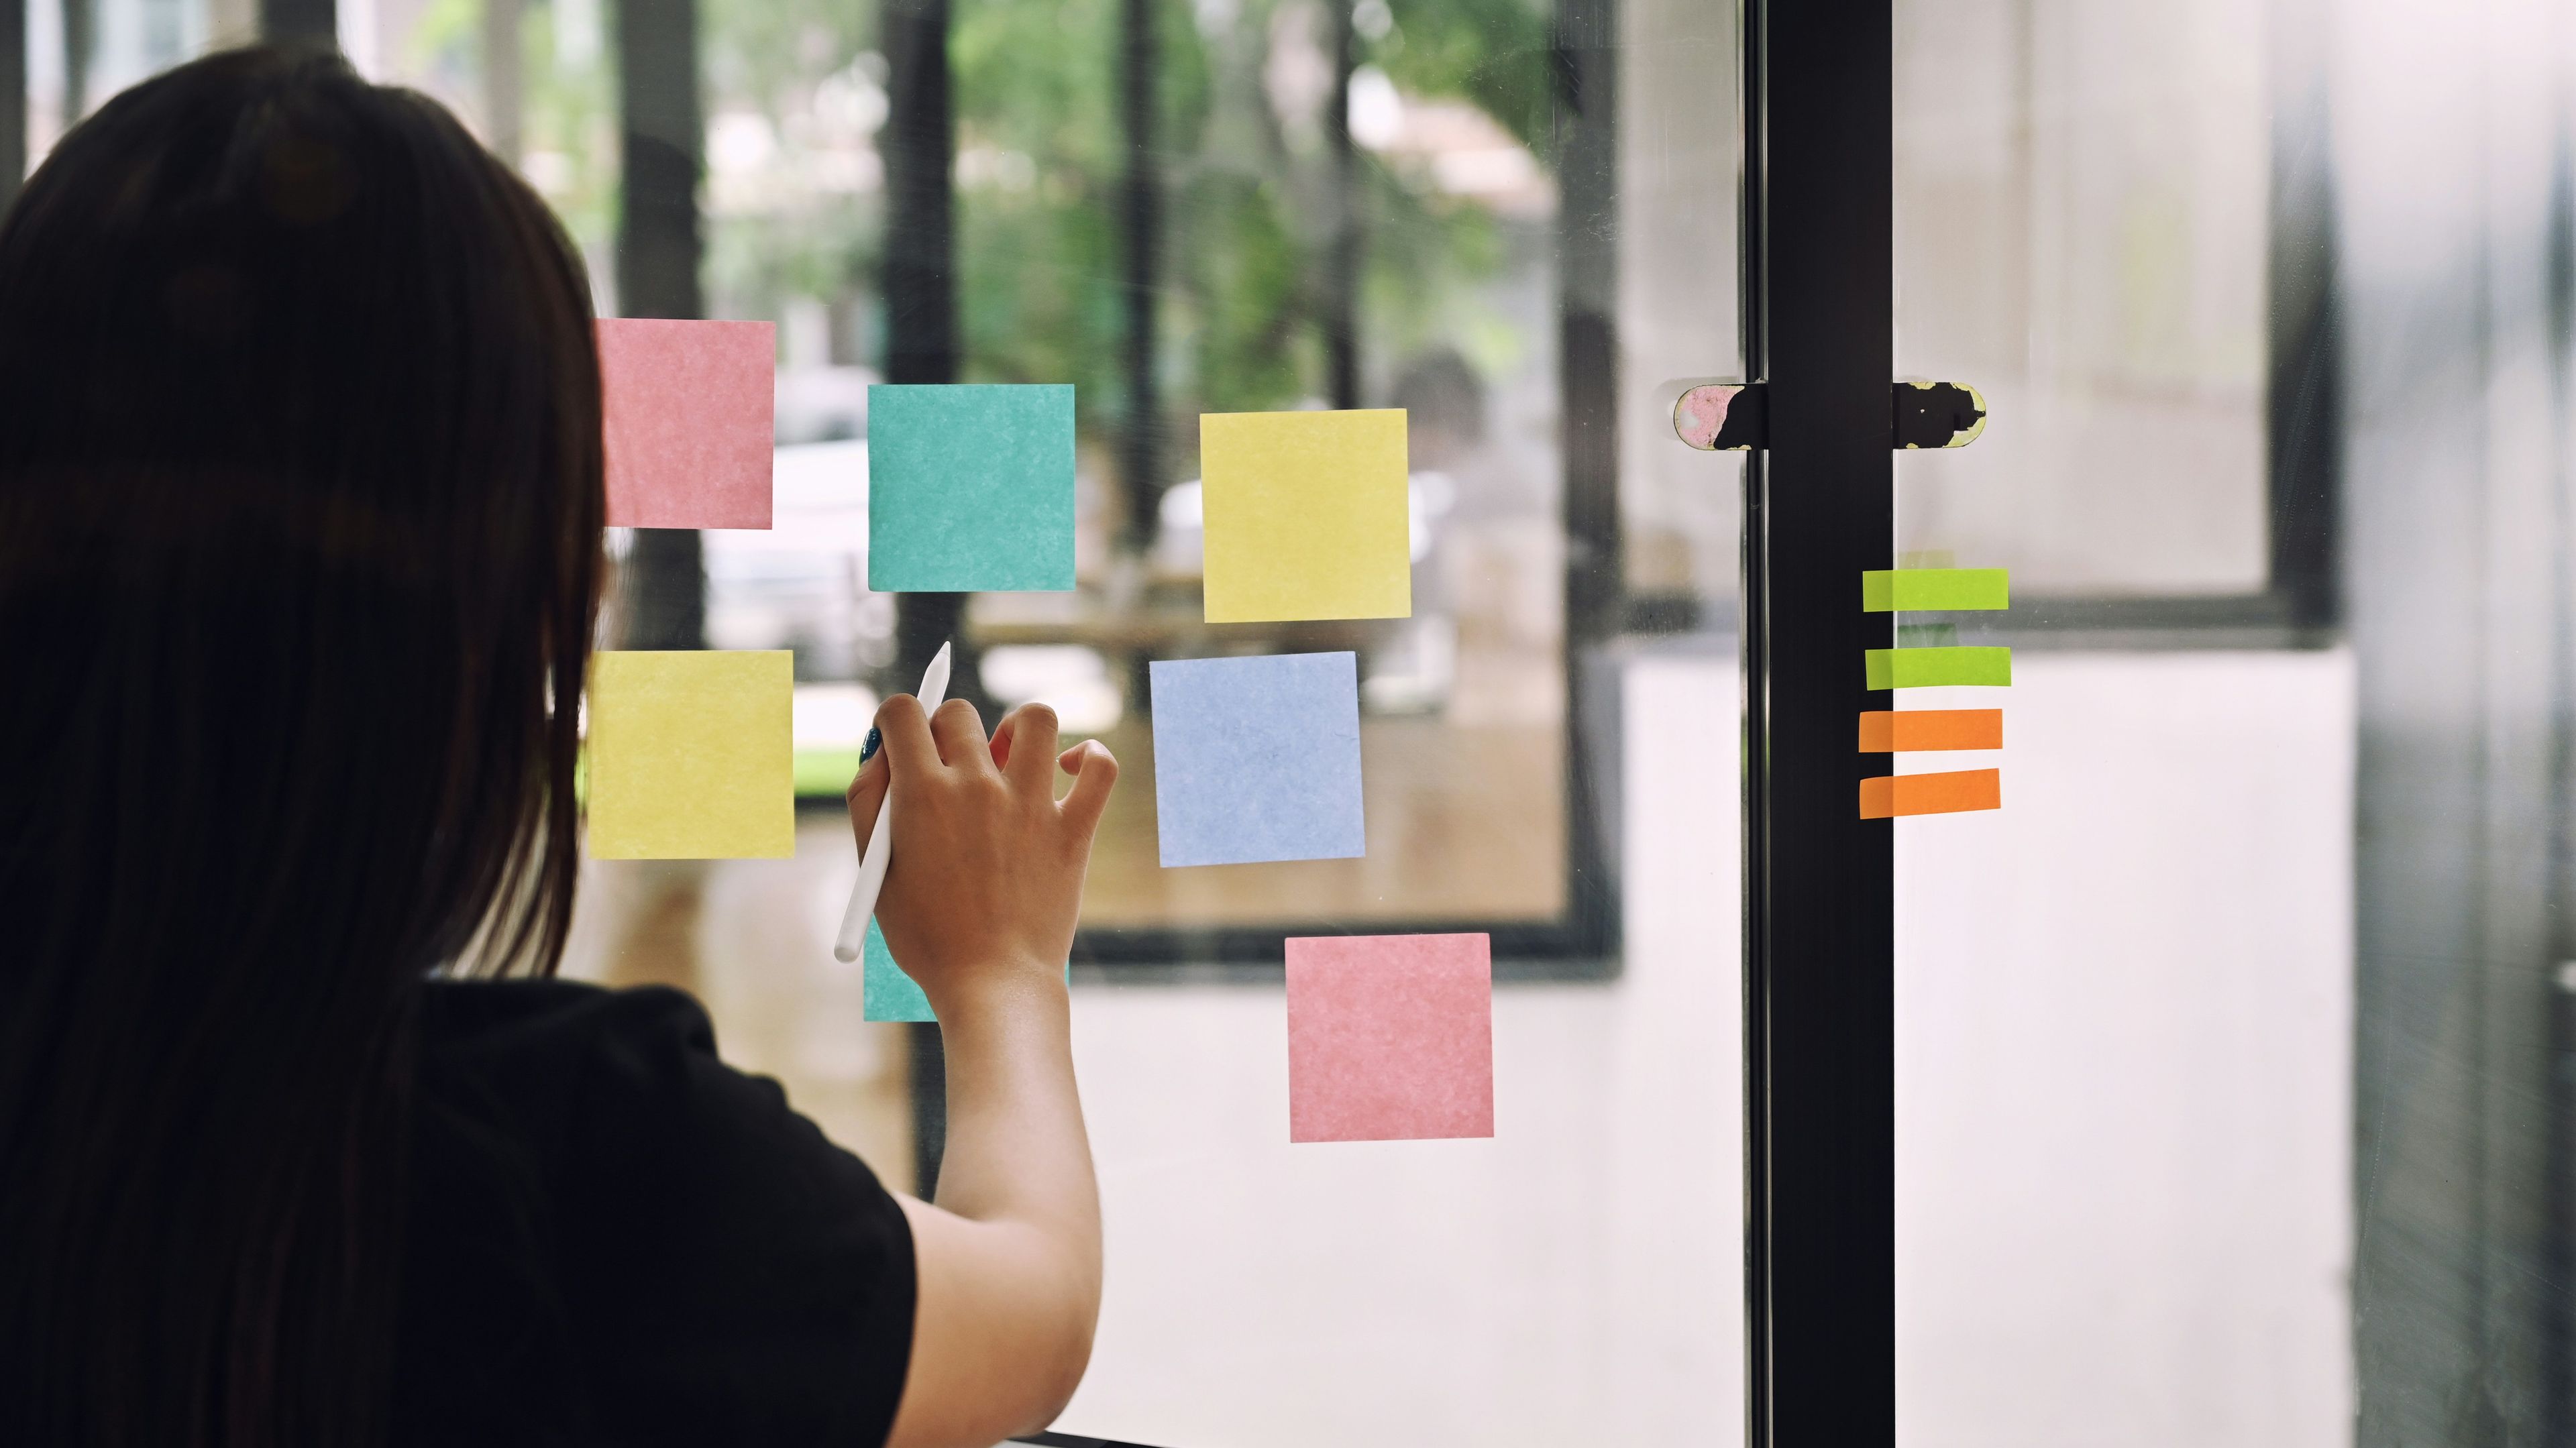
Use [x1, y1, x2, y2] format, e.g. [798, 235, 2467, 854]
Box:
[1285, 933, 1494, 1144]
[598, 319, 775, 528]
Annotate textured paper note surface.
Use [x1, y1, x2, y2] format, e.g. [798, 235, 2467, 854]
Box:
[587, 651, 794, 858]
[1287, 932, 1495, 1144]
[862, 919, 935, 1022]
[867, 384, 1076, 591]
[1861, 567, 2010, 612]
[1148, 652, 1365, 867]
[599, 319, 775, 529]
[862, 920, 1067, 1023]
[1865, 646, 2012, 689]
[1860, 768, 2002, 818]
[1858, 709, 2004, 752]
[1200, 410, 1411, 622]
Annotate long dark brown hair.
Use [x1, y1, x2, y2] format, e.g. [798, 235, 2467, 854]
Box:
[0, 46, 603, 1447]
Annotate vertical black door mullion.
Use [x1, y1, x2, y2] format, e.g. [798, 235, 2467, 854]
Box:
[1741, 1, 1896, 1445]
[0, 0, 22, 215]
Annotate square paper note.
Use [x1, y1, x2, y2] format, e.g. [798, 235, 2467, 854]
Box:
[587, 651, 794, 858]
[867, 384, 1076, 592]
[598, 319, 775, 529]
[1199, 409, 1411, 622]
[1149, 652, 1364, 867]
[862, 918, 935, 1022]
[1287, 933, 1494, 1143]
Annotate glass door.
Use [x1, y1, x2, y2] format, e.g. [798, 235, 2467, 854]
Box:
[527, 0, 1758, 1443]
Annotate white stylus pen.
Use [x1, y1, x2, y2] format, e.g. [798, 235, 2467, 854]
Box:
[833, 641, 951, 963]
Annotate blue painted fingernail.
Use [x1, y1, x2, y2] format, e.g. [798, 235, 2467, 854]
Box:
[859, 726, 881, 764]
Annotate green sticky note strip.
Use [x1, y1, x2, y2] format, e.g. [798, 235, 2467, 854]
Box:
[1861, 567, 2010, 612]
[1865, 647, 2012, 689]
[867, 384, 1075, 592]
[861, 920, 1071, 1023]
[587, 651, 794, 858]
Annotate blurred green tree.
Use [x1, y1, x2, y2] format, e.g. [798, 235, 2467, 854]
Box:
[411, 0, 1553, 480]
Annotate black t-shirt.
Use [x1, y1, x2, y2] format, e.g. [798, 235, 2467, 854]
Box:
[394, 979, 915, 1448]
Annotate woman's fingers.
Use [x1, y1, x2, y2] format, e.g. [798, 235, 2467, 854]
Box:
[929, 697, 994, 771]
[875, 694, 941, 785]
[999, 704, 1061, 795]
[1057, 740, 1119, 838]
[844, 744, 890, 854]
[989, 713, 1018, 773]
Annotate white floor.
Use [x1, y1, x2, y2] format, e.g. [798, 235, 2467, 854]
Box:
[1056, 648, 2355, 1448]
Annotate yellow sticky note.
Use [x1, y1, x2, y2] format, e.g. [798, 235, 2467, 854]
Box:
[1201, 408, 1412, 622]
[587, 650, 794, 859]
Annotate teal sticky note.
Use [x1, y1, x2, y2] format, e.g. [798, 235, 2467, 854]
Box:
[860, 918, 1072, 1023]
[863, 918, 935, 1023]
[867, 384, 1075, 591]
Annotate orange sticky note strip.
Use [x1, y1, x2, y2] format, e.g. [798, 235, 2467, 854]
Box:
[1858, 708, 2003, 752]
[1860, 769, 2000, 818]
[599, 319, 775, 529]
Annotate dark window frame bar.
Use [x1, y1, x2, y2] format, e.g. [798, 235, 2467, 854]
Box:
[260, 0, 335, 48]
[0, 0, 21, 215]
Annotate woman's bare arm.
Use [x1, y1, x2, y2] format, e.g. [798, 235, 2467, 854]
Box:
[848, 694, 1114, 1448]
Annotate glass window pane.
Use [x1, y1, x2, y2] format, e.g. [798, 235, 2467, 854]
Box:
[1892, 1, 2349, 1444]
[547, 0, 1747, 1440]
[28, 0, 239, 164]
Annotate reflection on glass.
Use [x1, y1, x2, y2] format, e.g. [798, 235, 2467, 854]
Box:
[1892, 3, 2350, 1447]
[1894, 0, 2269, 596]
[27, 0, 233, 164]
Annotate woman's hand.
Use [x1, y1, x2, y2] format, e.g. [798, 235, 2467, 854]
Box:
[849, 695, 1118, 1447]
[845, 695, 1116, 1014]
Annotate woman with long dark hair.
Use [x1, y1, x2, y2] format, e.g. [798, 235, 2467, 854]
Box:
[0, 46, 1113, 1448]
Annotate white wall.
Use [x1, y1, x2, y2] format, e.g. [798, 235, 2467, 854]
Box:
[1896, 651, 2354, 1448]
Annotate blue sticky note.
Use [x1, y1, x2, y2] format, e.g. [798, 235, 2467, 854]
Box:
[1149, 652, 1366, 867]
[867, 384, 1075, 592]
[863, 917, 936, 1023]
